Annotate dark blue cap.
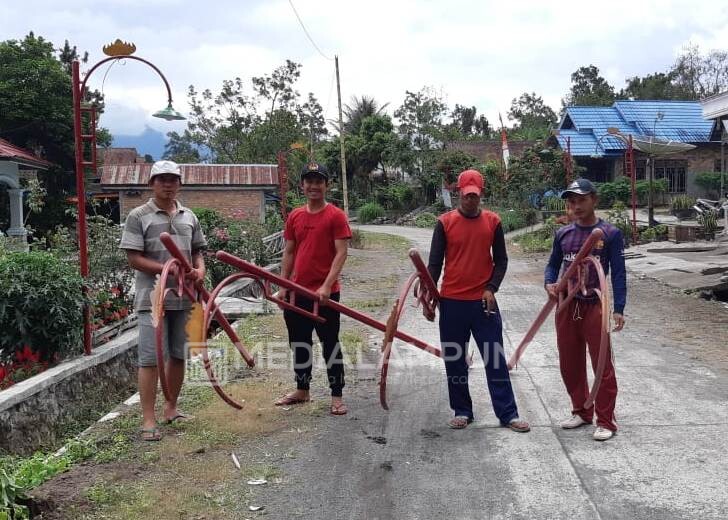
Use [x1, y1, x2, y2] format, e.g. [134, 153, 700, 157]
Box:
[301, 162, 329, 180]
[561, 178, 597, 198]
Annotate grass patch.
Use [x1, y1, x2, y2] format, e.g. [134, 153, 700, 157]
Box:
[356, 231, 410, 256]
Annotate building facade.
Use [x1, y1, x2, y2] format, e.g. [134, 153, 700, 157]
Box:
[550, 100, 722, 197]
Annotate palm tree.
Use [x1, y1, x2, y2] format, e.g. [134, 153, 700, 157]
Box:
[343, 96, 389, 135]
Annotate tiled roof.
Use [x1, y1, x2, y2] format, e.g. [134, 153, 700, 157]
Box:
[0, 138, 53, 168]
[101, 163, 279, 186]
[556, 100, 715, 157]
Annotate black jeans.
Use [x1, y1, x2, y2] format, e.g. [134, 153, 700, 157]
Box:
[283, 292, 344, 396]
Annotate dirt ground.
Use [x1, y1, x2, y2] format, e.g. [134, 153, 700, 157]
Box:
[30, 231, 411, 520]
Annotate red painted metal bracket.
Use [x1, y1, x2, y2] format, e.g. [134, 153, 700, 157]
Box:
[507, 228, 612, 409]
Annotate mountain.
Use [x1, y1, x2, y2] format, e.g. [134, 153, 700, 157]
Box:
[112, 126, 167, 160]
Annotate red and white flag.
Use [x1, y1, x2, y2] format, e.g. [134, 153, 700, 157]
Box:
[499, 113, 510, 173]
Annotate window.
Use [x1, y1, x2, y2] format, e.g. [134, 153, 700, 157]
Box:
[654, 159, 687, 193]
[715, 159, 723, 173]
[635, 159, 647, 180]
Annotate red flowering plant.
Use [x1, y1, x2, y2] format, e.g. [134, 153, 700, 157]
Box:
[90, 284, 132, 331]
[0, 344, 52, 390]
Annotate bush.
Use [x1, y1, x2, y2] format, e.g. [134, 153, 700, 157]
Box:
[640, 224, 668, 243]
[543, 196, 566, 212]
[597, 177, 668, 208]
[670, 195, 696, 211]
[203, 220, 269, 286]
[498, 210, 527, 233]
[357, 202, 385, 223]
[694, 172, 723, 198]
[191, 207, 225, 231]
[263, 206, 284, 235]
[414, 212, 438, 228]
[0, 252, 86, 363]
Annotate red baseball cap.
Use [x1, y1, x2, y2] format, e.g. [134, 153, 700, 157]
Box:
[457, 169, 484, 196]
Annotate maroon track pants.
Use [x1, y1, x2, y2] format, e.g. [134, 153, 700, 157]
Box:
[555, 299, 618, 431]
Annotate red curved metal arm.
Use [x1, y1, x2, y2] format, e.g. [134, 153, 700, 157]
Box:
[215, 250, 442, 357]
[507, 228, 605, 369]
[506, 228, 612, 410]
[379, 249, 443, 410]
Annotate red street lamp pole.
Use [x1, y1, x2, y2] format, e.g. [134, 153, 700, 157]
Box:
[72, 42, 185, 355]
[594, 129, 639, 245]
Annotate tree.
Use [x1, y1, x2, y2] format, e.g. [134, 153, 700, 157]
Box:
[671, 44, 728, 100]
[0, 33, 110, 235]
[344, 96, 389, 135]
[163, 130, 201, 163]
[620, 71, 684, 100]
[183, 61, 326, 165]
[320, 114, 399, 181]
[562, 65, 616, 107]
[446, 104, 491, 140]
[508, 92, 557, 137]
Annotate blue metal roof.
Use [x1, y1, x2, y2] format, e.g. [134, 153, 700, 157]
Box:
[557, 100, 715, 157]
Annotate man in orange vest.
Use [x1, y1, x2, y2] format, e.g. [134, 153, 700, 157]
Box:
[428, 169, 529, 431]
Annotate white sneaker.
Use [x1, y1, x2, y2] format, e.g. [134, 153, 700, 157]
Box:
[593, 427, 615, 441]
[560, 415, 589, 429]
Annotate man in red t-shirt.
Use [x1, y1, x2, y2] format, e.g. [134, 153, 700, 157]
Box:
[427, 170, 530, 432]
[274, 162, 352, 415]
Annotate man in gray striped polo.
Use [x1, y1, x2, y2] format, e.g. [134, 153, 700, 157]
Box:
[120, 160, 207, 441]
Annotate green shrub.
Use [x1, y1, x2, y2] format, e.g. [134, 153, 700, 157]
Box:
[203, 220, 269, 286]
[694, 172, 723, 197]
[0, 467, 29, 520]
[606, 203, 632, 246]
[698, 211, 718, 237]
[543, 197, 566, 211]
[597, 177, 668, 208]
[263, 206, 284, 235]
[357, 202, 385, 223]
[0, 252, 86, 363]
[498, 210, 527, 233]
[670, 195, 696, 211]
[190, 207, 225, 231]
[640, 224, 668, 242]
[414, 212, 438, 228]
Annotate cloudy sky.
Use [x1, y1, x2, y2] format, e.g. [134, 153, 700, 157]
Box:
[5, 0, 728, 139]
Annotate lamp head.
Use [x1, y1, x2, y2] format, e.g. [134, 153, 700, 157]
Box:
[153, 102, 186, 121]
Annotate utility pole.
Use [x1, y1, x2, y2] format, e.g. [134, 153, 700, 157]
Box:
[335, 55, 349, 216]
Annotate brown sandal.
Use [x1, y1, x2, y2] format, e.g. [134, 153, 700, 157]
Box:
[140, 427, 161, 441]
[448, 416, 472, 429]
[330, 401, 348, 415]
[274, 393, 311, 406]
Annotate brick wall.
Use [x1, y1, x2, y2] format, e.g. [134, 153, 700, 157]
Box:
[119, 188, 265, 222]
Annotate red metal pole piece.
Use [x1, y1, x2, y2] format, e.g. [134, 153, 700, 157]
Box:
[72, 61, 93, 356]
[507, 228, 604, 369]
[277, 151, 288, 220]
[215, 250, 442, 357]
[628, 136, 638, 244]
[506, 228, 611, 410]
[159, 233, 255, 367]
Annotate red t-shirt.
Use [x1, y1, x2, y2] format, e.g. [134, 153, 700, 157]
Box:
[284, 203, 352, 293]
[439, 209, 500, 300]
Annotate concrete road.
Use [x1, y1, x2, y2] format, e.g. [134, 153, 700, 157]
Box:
[258, 224, 728, 520]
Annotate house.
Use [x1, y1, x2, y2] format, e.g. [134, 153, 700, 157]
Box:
[549, 100, 721, 196]
[0, 138, 52, 251]
[701, 91, 728, 195]
[100, 162, 279, 223]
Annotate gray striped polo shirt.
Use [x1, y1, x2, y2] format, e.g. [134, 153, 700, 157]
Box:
[120, 199, 207, 311]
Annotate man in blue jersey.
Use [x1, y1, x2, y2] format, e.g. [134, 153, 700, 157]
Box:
[544, 178, 626, 441]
